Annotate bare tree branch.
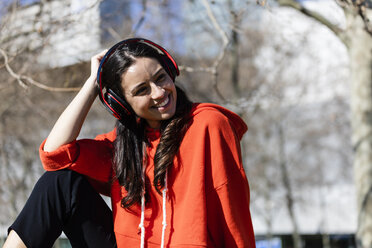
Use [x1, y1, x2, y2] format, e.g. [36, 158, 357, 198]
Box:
[201, 0, 229, 45]
[0, 48, 28, 89]
[277, 123, 302, 248]
[352, 0, 372, 35]
[178, 65, 214, 73]
[201, 0, 230, 101]
[257, 0, 268, 7]
[336, 0, 372, 36]
[277, 0, 347, 43]
[107, 27, 122, 41]
[130, 0, 148, 36]
[0, 48, 80, 92]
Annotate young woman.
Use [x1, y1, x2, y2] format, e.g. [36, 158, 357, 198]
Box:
[4, 38, 256, 248]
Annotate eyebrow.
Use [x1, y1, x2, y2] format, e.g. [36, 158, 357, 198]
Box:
[130, 68, 165, 95]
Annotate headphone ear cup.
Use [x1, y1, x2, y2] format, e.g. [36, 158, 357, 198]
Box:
[161, 57, 178, 81]
[104, 89, 134, 118]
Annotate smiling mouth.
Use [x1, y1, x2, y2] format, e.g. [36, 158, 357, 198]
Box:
[155, 95, 170, 108]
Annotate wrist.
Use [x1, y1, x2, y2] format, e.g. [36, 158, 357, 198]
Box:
[82, 76, 99, 97]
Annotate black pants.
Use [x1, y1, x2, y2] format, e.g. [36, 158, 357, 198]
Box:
[8, 170, 117, 248]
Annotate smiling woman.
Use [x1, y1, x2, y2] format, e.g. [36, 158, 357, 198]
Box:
[4, 38, 256, 248]
[121, 57, 177, 129]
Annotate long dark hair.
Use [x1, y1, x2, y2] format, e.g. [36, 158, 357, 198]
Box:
[101, 41, 193, 208]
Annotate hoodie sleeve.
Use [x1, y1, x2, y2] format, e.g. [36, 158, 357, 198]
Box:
[39, 129, 116, 184]
[201, 109, 255, 248]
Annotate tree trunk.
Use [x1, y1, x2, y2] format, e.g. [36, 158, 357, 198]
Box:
[230, 21, 240, 96]
[346, 11, 372, 248]
[322, 233, 331, 248]
[278, 124, 302, 248]
[275, 1, 372, 246]
[228, 0, 240, 97]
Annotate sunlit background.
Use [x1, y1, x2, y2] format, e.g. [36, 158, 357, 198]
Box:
[1, 0, 370, 247]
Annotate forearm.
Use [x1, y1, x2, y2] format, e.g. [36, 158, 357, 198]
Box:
[44, 76, 98, 152]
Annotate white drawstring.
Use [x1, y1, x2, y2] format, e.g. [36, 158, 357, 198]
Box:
[139, 192, 146, 248]
[139, 142, 169, 248]
[139, 143, 147, 248]
[160, 171, 168, 248]
[139, 168, 146, 248]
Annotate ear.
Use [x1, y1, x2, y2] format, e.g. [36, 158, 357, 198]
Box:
[104, 89, 134, 119]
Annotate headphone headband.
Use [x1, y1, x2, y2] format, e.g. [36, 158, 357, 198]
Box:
[97, 38, 179, 120]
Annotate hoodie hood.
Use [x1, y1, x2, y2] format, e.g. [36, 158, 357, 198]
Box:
[190, 103, 248, 140]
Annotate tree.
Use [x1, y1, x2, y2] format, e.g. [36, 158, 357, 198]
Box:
[0, 1, 355, 247]
[0, 0, 113, 227]
[276, 0, 372, 246]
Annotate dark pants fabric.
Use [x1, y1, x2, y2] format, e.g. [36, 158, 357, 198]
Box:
[8, 170, 117, 248]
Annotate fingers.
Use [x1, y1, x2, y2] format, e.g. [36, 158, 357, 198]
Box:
[93, 49, 109, 62]
[90, 49, 109, 80]
[91, 49, 108, 68]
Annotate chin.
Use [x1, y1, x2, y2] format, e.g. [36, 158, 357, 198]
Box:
[161, 112, 176, 121]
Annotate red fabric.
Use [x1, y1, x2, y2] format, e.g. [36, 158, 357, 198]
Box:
[39, 103, 256, 248]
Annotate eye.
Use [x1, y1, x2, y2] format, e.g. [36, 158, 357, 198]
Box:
[156, 73, 166, 84]
[133, 86, 149, 96]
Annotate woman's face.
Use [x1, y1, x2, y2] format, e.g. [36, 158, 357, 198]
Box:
[121, 57, 177, 129]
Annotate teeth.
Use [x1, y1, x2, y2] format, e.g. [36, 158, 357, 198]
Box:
[157, 96, 169, 107]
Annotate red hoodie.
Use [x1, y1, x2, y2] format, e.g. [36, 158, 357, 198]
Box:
[39, 103, 256, 248]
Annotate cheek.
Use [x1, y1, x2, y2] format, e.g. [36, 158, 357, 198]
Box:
[167, 83, 176, 95]
[127, 98, 149, 114]
[171, 85, 177, 101]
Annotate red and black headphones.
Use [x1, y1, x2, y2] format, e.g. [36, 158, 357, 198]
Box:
[97, 38, 180, 120]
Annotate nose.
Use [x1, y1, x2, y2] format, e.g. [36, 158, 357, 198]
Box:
[150, 83, 165, 99]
